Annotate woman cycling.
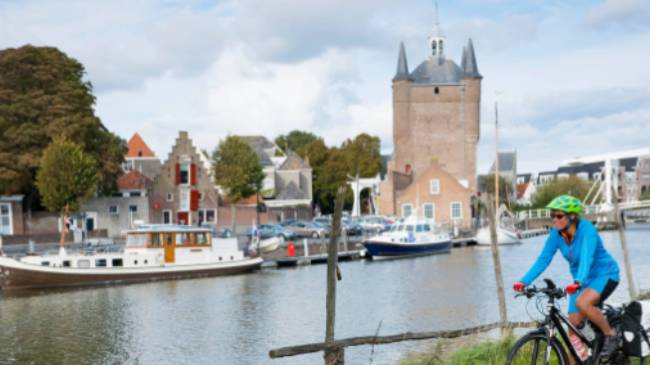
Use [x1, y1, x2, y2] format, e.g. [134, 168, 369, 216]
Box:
[513, 195, 620, 358]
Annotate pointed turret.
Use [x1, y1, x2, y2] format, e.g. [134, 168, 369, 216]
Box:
[463, 38, 481, 78]
[393, 42, 412, 82]
[461, 46, 468, 71]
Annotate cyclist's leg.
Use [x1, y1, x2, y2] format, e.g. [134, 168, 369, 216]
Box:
[576, 278, 618, 336]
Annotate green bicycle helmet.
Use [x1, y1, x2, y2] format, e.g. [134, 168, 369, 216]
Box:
[546, 195, 583, 215]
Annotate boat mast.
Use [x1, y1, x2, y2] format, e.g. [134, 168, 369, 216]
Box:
[494, 101, 499, 219]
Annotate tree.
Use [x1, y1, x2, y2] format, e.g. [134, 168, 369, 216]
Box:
[340, 133, 382, 178]
[530, 176, 593, 208]
[478, 174, 515, 209]
[35, 138, 97, 249]
[0, 45, 126, 209]
[275, 130, 320, 156]
[212, 136, 264, 232]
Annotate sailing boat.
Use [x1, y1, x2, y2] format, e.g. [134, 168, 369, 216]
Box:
[475, 101, 521, 246]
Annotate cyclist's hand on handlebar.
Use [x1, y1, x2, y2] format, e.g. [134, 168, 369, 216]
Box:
[565, 281, 581, 295]
[513, 282, 526, 293]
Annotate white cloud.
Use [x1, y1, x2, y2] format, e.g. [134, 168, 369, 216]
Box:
[585, 0, 650, 30]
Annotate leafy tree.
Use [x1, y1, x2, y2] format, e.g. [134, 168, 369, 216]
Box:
[275, 130, 320, 156]
[212, 136, 264, 231]
[35, 138, 97, 248]
[0, 45, 126, 209]
[478, 174, 515, 209]
[530, 176, 593, 208]
[340, 133, 382, 178]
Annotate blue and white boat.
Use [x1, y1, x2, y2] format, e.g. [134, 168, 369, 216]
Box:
[362, 218, 451, 259]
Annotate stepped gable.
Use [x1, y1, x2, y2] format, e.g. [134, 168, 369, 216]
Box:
[279, 151, 310, 170]
[126, 133, 156, 158]
[117, 169, 152, 190]
[276, 181, 309, 200]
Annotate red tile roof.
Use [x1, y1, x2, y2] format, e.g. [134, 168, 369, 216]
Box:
[126, 133, 156, 158]
[118, 169, 152, 191]
[516, 182, 529, 199]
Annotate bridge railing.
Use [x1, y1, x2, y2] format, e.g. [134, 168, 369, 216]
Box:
[516, 208, 550, 220]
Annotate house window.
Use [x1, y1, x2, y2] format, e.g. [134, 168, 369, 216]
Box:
[423, 203, 435, 221]
[129, 205, 138, 213]
[167, 193, 174, 202]
[180, 160, 190, 185]
[179, 188, 190, 212]
[108, 205, 119, 215]
[401, 203, 414, 218]
[430, 179, 440, 195]
[0, 203, 12, 235]
[162, 210, 172, 224]
[198, 209, 216, 224]
[450, 202, 462, 220]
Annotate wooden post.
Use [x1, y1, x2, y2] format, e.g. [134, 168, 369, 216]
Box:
[60, 203, 69, 249]
[487, 195, 508, 335]
[612, 187, 637, 299]
[325, 186, 346, 365]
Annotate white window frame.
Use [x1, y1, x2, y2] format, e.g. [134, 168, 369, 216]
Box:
[180, 158, 191, 186]
[401, 203, 414, 218]
[423, 203, 435, 221]
[162, 209, 173, 224]
[429, 179, 440, 195]
[179, 188, 190, 212]
[128, 205, 138, 213]
[198, 208, 216, 223]
[108, 205, 119, 215]
[0, 203, 13, 235]
[450, 201, 463, 220]
[166, 193, 174, 202]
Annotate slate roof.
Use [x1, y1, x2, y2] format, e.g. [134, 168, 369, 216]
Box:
[462, 38, 481, 78]
[410, 57, 465, 85]
[393, 42, 412, 82]
[276, 181, 309, 200]
[126, 133, 156, 158]
[240, 136, 275, 166]
[489, 152, 516, 174]
[280, 151, 310, 170]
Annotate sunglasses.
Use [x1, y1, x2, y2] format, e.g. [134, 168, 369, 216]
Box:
[551, 213, 566, 220]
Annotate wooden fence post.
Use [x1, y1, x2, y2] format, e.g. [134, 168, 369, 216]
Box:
[487, 195, 509, 335]
[612, 187, 637, 299]
[325, 186, 346, 365]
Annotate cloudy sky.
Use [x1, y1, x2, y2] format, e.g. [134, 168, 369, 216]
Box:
[1, 0, 649, 174]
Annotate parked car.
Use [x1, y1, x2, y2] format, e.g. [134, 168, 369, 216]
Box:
[249, 224, 296, 241]
[284, 220, 330, 238]
[342, 219, 364, 236]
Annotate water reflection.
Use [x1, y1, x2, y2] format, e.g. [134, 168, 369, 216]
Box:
[1, 227, 649, 365]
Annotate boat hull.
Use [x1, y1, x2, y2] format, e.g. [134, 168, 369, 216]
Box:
[475, 227, 521, 246]
[362, 240, 451, 259]
[0, 256, 263, 290]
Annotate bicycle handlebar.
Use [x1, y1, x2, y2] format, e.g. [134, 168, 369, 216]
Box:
[516, 278, 566, 300]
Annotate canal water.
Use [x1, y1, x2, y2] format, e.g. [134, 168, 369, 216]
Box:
[1, 225, 649, 365]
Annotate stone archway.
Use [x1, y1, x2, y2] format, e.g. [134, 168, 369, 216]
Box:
[347, 174, 381, 217]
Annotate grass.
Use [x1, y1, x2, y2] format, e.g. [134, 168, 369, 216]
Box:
[396, 336, 646, 365]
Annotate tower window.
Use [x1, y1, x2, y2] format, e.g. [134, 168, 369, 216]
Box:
[434, 87, 439, 94]
[439, 40, 444, 54]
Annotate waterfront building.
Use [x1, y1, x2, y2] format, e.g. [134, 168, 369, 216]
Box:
[378, 10, 481, 229]
[0, 195, 24, 236]
[240, 136, 313, 220]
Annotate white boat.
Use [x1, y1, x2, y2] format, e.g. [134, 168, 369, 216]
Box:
[475, 226, 521, 246]
[362, 218, 451, 259]
[256, 236, 281, 253]
[0, 224, 263, 290]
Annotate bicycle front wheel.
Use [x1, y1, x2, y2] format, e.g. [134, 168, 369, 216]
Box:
[506, 331, 569, 365]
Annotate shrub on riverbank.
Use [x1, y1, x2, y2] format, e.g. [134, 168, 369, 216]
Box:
[397, 336, 644, 365]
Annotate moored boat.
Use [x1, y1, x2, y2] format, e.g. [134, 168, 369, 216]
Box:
[475, 226, 521, 246]
[362, 219, 451, 259]
[0, 224, 262, 290]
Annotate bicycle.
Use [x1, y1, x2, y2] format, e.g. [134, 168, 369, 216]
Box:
[506, 278, 631, 365]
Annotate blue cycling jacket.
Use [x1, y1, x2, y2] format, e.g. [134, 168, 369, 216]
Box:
[520, 219, 619, 286]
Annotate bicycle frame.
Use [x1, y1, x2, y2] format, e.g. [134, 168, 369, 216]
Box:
[540, 294, 604, 365]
